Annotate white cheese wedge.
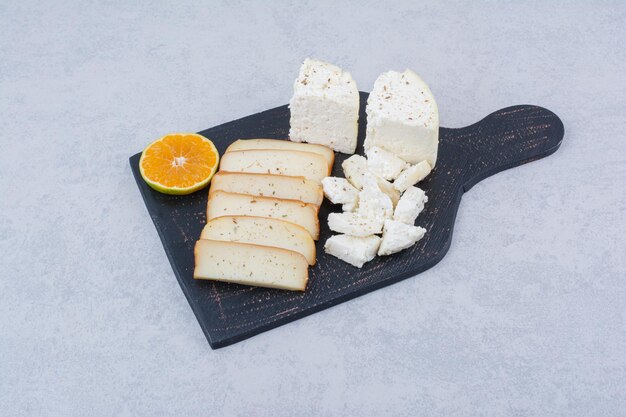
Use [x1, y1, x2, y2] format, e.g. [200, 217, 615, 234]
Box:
[342, 154, 368, 189]
[366, 146, 407, 180]
[378, 219, 426, 256]
[194, 240, 308, 291]
[211, 172, 323, 207]
[289, 58, 360, 154]
[364, 69, 439, 166]
[357, 174, 393, 220]
[375, 176, 401, 207]
[393, 186, 428, 225]
[206, 190, 319, 240]
[327, 212, 384, 237]
[219, 149, 329, 183]
[324, 234, 381, 268]
[225, 139, 334, 171]
[200, 216, 316, 265]
[393, 160, 432, 192]
[321, 177, 359, 207]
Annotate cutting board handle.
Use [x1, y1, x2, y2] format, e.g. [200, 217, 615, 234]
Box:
[444, 105, 564, 192]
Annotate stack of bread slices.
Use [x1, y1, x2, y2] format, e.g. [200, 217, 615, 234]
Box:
[194, 139, 334, 291]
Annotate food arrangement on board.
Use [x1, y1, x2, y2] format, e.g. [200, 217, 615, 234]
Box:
[139, 58, 439, 291]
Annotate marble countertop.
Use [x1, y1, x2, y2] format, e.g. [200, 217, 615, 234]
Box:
[1, 1, 624, 416]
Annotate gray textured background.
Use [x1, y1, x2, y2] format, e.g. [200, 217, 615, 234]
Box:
[1, 1, 625, 416]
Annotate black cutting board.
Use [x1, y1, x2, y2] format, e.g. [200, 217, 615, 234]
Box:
[130, 92, 564, 349]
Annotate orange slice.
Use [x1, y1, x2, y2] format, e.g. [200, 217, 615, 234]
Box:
[139, 133, 219, 195]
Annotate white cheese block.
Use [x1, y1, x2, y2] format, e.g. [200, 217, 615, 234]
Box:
[364, 69, 439, 166]
[321, 177, 358, 207]
[225, 139, 334, 171]
[206, 190, 320, 240]
[219, 149, 329, 183]
[324, 234, 381, 268]
[366, 146, 407, 180]
[378, 219, 426, 256]
[211, 172, 323, 207]
[357, 174, 393, 220]
[393, 186, 428, 225]
[375, 176, 401, 207]
[342, 154, 368, 189]
[200, 216, 316, 265]
[327, 212, 384, 237]
[194, 240, 308, 291]
[289, 58, 360, 154]
[393, 160, 432, 192]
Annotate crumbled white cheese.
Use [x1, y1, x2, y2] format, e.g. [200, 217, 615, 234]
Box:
[324, 234, 381, 268]
[289, 58, 359, 154]
[342, 154, 368, 189]
[375, 176, 401, 207]
[327, 212, 383, 236]
[343, 154, 400, 205]
[366, 146, 407, 180]
[357, 174, 393, 220]
[342, 200, 358, 212]
[321, 177, 359, 207]
[393, 160, 432, 192]
[378, 219, 426, 256]
[365, 69, 439, 166]
[393, 186, 428, 225]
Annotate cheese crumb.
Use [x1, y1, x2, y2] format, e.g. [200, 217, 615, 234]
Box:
[374, 176, 401, 207]
[357, 174, 393, 220]
[342, 154, 368, 189]
[393, 186, 428, 225]
[366, 146, 407, 180]
[393, 160, 432, 192]
[322, 177, 358, 207]
[324, 234, 381, 268]
[378, 220, 426, 256]
[328, 212, 383, 236]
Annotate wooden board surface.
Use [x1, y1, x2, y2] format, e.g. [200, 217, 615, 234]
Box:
[129, 93, 564, 349]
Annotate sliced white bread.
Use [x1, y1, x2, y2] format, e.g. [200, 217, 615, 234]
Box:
[194, 240, 308, 291]
[210, 171, 323, 207]
[219, 149, 329, 183]
[206, 190, 320, 240]
[225, 139, 334, 171]
[200, 216, 316, 265]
